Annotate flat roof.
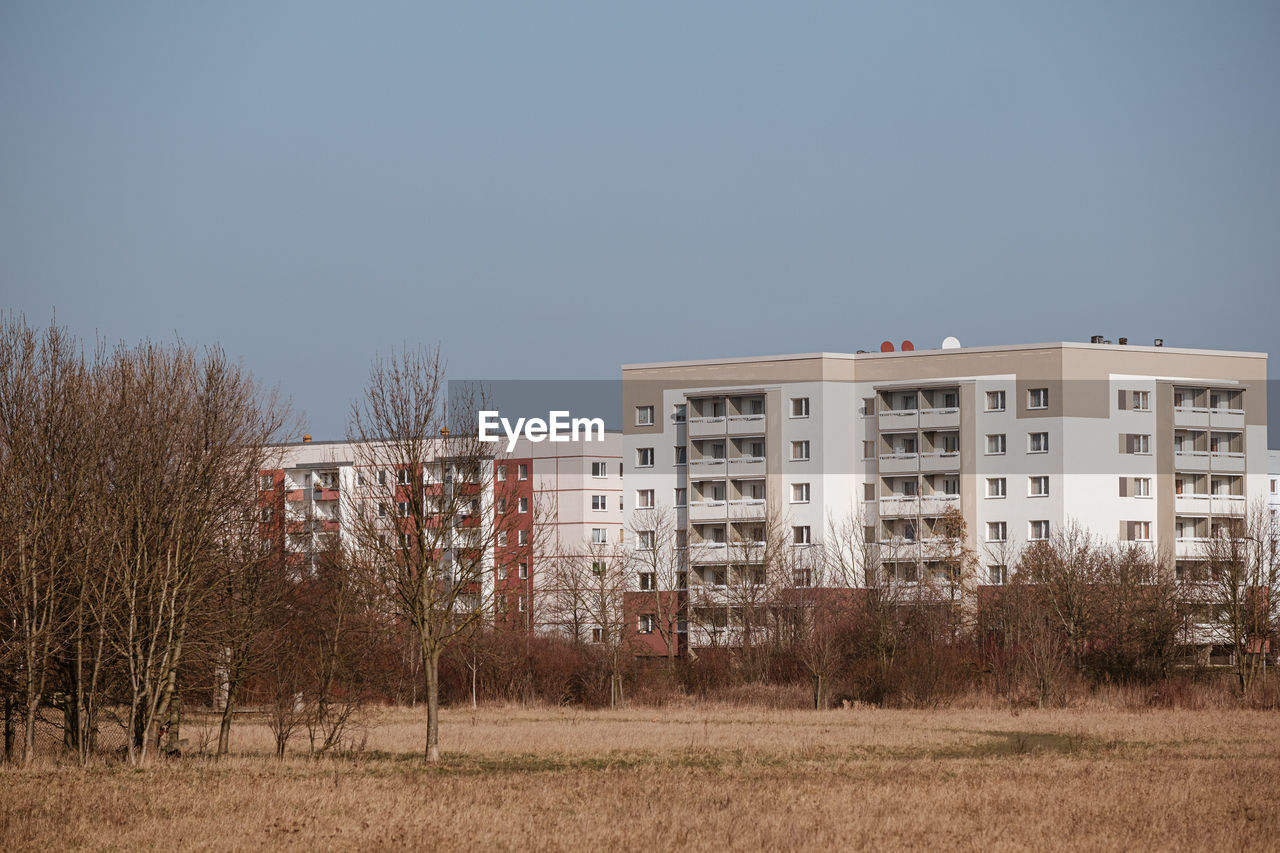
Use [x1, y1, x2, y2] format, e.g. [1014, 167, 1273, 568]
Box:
[622, 341, 1268, 371]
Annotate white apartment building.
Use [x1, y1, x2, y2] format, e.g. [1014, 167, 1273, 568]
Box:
[622, 339, 1269, 648]
[260, 432, 623, 636]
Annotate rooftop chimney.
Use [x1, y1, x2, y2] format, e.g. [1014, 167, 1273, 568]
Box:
[1154, 338, 1163, 347]
[1118, 337, 1128, 346]
[1091, 335, 1104, 344]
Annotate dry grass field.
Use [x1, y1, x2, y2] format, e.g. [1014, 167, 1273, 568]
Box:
[3, 704, 1278, 851]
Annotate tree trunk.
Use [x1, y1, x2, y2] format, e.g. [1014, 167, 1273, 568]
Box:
[425, 648, 441, 763]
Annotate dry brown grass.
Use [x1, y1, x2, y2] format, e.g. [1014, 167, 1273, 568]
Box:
[4, 705, 1278, 851]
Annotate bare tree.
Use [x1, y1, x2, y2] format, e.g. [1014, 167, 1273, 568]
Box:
[626, 507, 686, 665]
[346, 346, 512, 762]
[1199, 503, 1280, 697]
[0, 318, 95, 765]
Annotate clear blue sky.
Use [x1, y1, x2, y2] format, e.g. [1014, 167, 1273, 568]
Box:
[2, 2, 1277, 440]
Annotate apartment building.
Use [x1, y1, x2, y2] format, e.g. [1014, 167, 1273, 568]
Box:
[622, 339, 1269, 650]
[257, 432, 623, 635]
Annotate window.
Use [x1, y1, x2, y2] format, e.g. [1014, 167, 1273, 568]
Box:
[791, 397, 810, 418]
[746, 440, 765, 459]
[986, 434, 1006, 455]
[988, 564, 1007, 585]
[862, 397, 875, 416]
[863, 483, 876, 501]
[498, 531, 508, 547]
[518, 497, 528, 513]
[1131, 390, 1150, 411]
[592, 495, 607, 511]
[637, 448, 654, 468]
[517, 595, 527, 613]
[1272, 479, 1277, 495]
[260, 474, 274, 491]
[397, 501, 410, 517]
[636, 405, 654, 426]
[591, 461, 607, 478]
[518, 562, 528, 579]
[987, 478, 1006, 498]
[378, 502, 388, 518]
[793, 525, 811, 545]
[396, 468, 410, 486]
[497, 498, 507, 514]
[1028, 432, 1049, 453]
[986, 390, 1006, 412]
[1125, 434, 1151, 454]
[260, 506, 273, 522]
[791, 483, 811, 503]
[590, 627, 604, 643]
[1029, 520, 1050, 541]
[638, 572, 655, 591]
[496, 465, 507, 482]
[637, 530, 655, 550]
[673, 403, 686, 423]
[517, 529, 528, 546]
[518, 464, 528, 480]
[987, 522, 1007, 542]
[1134, 477, 1151, 498]
[674, 488, 686, 506]
[636, 489, 654, 509]
[863, 441, 875, 460]
[638, 614, 655, 634]
[356, 470, 368, 487]
[1028, 388, 1049, 409]
[1029, 476, 1049, 497]
[592, 528, 607, 545]
[377, 470, 388, 487]
[674, 446, 687, 465]
[1130, 521, 1151, 541]
[791, 441, 810, 461]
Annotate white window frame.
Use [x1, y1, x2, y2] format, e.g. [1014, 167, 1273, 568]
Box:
[637, 448, 655, 468]
[1028, 432, 1049, 454]
[591, 461, 607, 478]
[985, 390, 1006, 412]
[790, 440, 811, 462]
[986, 477, 1006, 499]
[591, 495, 607, 511]
[1134, 477, 1152, 498]
[1028, 388, 1049, 410]
[986, 434, 1006, 455]
[517, 529, 529, 546]
[591, 528, 607, 545]
[793, 525, 811, 545]
[636, 489, 655, 509]
[674, 487, 686, 507]
[986, 521, 1007, 543]
[518, 496, 528, 514]
[674, 446, 687, 465]
[518, 464, 528, 480]
[1029, 520, 1050, 541]
[791, 482, 811, 504]
[1029, 476, 1049, 497]
[635, 405, 655, 426]
[790, 397, 810, 418]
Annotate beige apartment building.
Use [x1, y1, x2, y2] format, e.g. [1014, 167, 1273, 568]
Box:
[622, 339, 1269, 649]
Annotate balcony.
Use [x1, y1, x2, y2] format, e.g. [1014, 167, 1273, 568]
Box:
[1211, 495, 1246, 516]
[686, 416, 726, 438]
[1174, 494, 1211, 515]
[919, 495, 961, 516]
[689, 542, 728, 563]
[1174, 450, 1211, 472]
[314, 487, 340, 501]
[1173, 406, 1210, 428]
[920, 407, 960, 430]
[1209, 452, 1245, 473]
[689, 456, 726, 470]
[879, 409, 918, 432]
[1209, 408, 1245, 430]
[918, 451, 960, 472]
[726, 414, 767, 436]
[878, 453, 919, 474]
[727, 499, 766, 521]
[687, 499, 727, 523]
[727, 456, 765, 475]
[879, 496, 918, 517]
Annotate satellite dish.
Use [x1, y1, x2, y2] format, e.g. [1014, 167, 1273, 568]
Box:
[941, 336, 961, 350]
